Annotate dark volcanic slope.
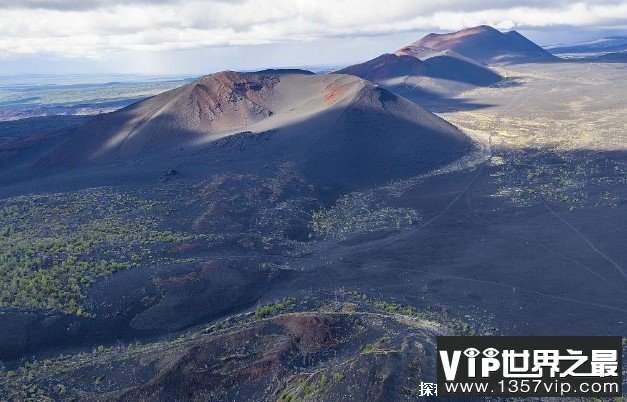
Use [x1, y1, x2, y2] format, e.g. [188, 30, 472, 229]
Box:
[397, 25, 559, 65]
[339, 51, 502, 87]
[337, 53, 428, 81]
[418, 51, 503, 85]
[2, 69, 474, 188]
[336, 51, 503, 106]
[0, 115, 91, 142]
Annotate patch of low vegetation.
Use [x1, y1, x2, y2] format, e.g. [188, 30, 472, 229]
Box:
[309, 191, 420, 239]
[361, 337, 390, 355]
[278, 391, 302, 402]
[492, 151, 625, 209]
[332, 372, 345, 382]
[343, 290, 476, 335]
[0, 188, 206, 315]
[253, 297, 297, 319]
[318, 373, 329, 388]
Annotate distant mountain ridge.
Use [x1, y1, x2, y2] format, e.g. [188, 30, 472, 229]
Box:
[397, 25, 558, 65]
[588, 51, 627, 62]
[546, 35, 627, 55]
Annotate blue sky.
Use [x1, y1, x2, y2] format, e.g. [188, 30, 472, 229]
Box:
[0, 0, 625, 75]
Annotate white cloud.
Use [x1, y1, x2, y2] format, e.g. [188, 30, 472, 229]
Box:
[0, 0, 625, 58]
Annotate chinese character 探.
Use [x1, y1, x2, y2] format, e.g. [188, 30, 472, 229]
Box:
[419, 382, 437, 396]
